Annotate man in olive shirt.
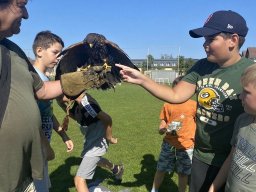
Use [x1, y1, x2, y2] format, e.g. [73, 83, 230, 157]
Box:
[0, 0, 63, 191]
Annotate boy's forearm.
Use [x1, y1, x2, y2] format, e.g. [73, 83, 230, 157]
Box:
[143, 80, 196, 104]
[141, 78, 172, 101]
[52, 115, 70, 142]
[52, 115, 62, 132]
[57, 130, 71, 143]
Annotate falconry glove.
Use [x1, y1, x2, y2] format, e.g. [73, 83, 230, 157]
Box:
[60, 67, 106, 98]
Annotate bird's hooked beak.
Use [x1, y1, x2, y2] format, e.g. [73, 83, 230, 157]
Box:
[89, 43, 93, 48]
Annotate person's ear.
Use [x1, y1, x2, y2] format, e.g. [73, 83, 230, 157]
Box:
[36, 47, 43, 57]
[229, 34, 239, 49]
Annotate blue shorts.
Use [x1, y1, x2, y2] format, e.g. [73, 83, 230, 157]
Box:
[156, 141, 193, 175]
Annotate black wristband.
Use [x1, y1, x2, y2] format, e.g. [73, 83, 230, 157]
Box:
[61, 133, 70, 143]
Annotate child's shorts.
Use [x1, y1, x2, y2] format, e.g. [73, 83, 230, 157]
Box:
[76, 155, 101, 179]
[156, 141, 193, 175]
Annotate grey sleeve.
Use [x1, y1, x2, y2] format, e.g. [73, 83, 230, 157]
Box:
[230, 113, 253, 146]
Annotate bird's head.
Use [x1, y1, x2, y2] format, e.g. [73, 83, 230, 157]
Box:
[84, 33, 106, 48]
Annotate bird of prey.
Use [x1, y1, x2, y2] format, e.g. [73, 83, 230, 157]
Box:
[55, 33, 139, 90]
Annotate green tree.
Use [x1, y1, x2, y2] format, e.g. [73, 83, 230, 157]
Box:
[146, 54, 154, 70]
[184, 58, 195, 73]
[141, 61, 147, 72]
[177, 55, 185, 75]
[176, 56, 195, 74]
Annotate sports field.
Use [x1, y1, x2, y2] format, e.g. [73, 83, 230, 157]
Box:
[49, 83, 183, 192]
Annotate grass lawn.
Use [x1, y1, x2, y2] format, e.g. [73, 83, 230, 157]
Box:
[49, 83, 183, 192]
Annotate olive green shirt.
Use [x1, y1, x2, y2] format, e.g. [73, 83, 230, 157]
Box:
[183, 57, 253, 166]
[0, 39, 44, 191]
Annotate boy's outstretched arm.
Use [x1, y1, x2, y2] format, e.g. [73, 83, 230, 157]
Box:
[115, 64, 196, 104]
[208, 147, 235, 192]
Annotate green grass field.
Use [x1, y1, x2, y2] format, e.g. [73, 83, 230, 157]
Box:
[49, 83, 182, 192]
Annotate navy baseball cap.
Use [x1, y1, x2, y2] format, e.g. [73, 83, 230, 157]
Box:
[189, 10, 248, 38]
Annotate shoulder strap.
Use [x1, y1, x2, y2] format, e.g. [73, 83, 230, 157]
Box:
[1, 38, 36, 73]
[0, 43, 11, 127]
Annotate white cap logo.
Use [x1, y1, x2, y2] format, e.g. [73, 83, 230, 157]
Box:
[227, 24, 234, 29]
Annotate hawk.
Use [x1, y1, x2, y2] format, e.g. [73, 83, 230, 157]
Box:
[56, 33, 139, 131]
[56, 33, 139, 95]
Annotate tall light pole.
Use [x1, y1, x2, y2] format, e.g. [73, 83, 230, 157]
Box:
[146, 48, 149, 71]
[177, 46, 180, 75]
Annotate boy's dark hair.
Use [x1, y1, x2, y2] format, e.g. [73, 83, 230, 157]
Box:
[32, 30, 64, 56]
[172, 76, 184, 87]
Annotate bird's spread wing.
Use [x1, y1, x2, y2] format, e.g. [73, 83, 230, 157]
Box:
[104, 39, 139, 80]
[55, 33, 139, 91]
[55, 42, 90, 79]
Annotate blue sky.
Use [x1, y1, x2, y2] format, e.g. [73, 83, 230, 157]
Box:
[10, 0, 256, 60]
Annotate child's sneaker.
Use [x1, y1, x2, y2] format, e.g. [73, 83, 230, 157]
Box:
[114, 164, 124, 181]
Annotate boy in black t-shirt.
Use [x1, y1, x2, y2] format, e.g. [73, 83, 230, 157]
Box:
[57, 93, 123, 192]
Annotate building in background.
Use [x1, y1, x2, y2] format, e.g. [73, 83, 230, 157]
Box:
[242, 47, 256, 62]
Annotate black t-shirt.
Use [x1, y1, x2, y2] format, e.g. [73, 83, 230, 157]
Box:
[70, 93, 102, 126]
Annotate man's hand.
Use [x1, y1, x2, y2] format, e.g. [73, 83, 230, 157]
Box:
[60, 68, 105, 98]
